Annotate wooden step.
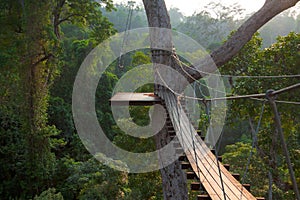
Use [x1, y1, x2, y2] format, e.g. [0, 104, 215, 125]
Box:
[186, 171, 198, 180]
[166, 121, 172, 126]
[197, 130, 202, 136]
[181, 162, 191, 169]
[223, 164, 230, 171]
[243, 184, 251, 192]
[167, 124, 173, 129]
[232, 173, 240, 181]
[178, 155, 187, 161]
[191, 182, 202, 190]
[197, 194, 211, 200]
[167, 125, 174, 130]
[217, 156, 223, 162]
[168, 130, 175, 136]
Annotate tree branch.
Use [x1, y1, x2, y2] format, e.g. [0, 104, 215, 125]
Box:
[59, 13, 87, 24]
[53, 0, 66, 38]
[189, 0, 300, 82]
[32, 53, 54, 67]
[210, 0, 300, 68]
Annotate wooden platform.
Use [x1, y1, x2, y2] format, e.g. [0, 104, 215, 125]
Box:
[110, 92, 161, 106]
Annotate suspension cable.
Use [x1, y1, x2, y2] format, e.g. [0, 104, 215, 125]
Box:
[239, 101, 265, 199]
[172, 54, 227, 95]
[172, 54, 300, 79]
[203, 101, 227, 200]
[158, 52, 300, 103]
[172, 53, 300, 100]
[250, 98, 300, 105]
[186, 101, 203, 190]
[155, 72, 300, 102]
[118, 1, 135, 69]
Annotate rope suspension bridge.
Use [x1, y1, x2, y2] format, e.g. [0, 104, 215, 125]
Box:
[111, 90, 261, 199]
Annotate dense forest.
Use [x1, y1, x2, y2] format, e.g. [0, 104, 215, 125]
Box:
[0, 0, 299, 199]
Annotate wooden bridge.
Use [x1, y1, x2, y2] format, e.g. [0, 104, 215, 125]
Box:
[110, 90, 264, 200]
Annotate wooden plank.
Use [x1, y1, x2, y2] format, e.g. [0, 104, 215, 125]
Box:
[110, 92, 161, 106]
[186, 123, 255, 200]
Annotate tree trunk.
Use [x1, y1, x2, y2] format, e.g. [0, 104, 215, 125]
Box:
[22, 1, 55, 196]
[53, 0, 66, 39]
[143, 1, 188, 199]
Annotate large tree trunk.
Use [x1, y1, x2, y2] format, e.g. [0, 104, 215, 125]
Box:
[143, 1, 188, 199]
[22, 1, 55, 196]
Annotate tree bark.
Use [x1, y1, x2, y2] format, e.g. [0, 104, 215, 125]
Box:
[143, 1, 188, 199]
[22, 1, 55, 195]
[53, 0, 67, 39]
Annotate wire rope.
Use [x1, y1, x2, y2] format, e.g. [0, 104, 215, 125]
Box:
[118, 1, 135, 68]
[250, 98, 300, 105]
[203, 101, 227, 200]
[239, 102, 265, 199]
[172, 54, 300, 79]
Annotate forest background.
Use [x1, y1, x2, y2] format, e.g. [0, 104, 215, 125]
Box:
[0, 1, 299, 199]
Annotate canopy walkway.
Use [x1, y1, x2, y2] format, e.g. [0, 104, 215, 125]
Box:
[157, 88, 263, 200]
[110, 91, 264, 200]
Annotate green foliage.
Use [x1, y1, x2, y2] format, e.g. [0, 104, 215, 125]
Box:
[48, 97, 74, 137]
[0, 0, 117, 199]
[132, 51, 151, 66]
[102, 3, 148, 32]
[223, 142, 268, 196]
[125, 172, 163, 200]
[0, 110, 26, 198]
[169, 7, 185, 28]
[110, 50, 162, 199]
[33, 188, 64, 200]
[221, 32, 300, 198]
[57, 158, 128, 200]
[259, 12, 300, 47]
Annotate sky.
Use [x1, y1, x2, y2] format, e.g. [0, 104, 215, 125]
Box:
[113, 0, 266, 16]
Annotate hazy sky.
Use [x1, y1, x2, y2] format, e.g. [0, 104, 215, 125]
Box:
[113, 0, 266, 16]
